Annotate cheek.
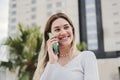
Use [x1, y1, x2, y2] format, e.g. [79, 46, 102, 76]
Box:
[69, 29, 73, 36]
[52, 32, 59, 36]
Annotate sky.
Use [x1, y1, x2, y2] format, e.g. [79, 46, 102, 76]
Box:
[0, 0, 9, 44]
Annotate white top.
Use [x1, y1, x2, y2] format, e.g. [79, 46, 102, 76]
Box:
[40, 51, 99, 80]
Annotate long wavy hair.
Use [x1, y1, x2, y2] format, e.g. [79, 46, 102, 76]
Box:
[33, 13, 76, 80]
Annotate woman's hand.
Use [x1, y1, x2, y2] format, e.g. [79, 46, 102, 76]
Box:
[47, 36, 59, 64]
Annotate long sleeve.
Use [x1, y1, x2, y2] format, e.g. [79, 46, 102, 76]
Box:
[82, 51, 99, 80]
[40, 62, 56, 80]
[40, 51, 99, 80]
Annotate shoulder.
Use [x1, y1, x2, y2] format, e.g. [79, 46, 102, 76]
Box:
[80, 51, 97, 67]
[80, 51, 96, 60]
[81, 51, 95, 56]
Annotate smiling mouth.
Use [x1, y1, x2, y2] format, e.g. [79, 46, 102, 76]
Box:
[59, 36, 70, 42]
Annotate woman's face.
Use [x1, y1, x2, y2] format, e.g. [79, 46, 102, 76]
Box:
[51, 18, 73, 46]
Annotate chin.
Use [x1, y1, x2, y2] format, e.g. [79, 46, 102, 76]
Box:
[59, 42, 71, 46]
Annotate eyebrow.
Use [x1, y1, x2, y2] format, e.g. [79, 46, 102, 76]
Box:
[53, 24, 69, 29]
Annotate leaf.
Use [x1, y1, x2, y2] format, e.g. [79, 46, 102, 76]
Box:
[20, 72, 30, 80]
[0, 23, 43, 80]
[76, 42, 87, 51]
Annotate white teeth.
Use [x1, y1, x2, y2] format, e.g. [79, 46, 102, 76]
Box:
[61, 37, 68, 40]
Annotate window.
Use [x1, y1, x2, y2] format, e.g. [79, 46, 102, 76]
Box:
[88, 43, 98, 50]
[113, 12, 119, 16]
[46, 3, 52, 9]
[88, 34, 97, 39]
[12, 4, 16, 8]
[78, 0, 120, 58]
[85, 0, 98, 50]
[11, 18, 16, 23]
[31, 0, 36, 4]
[31, 23, 36, 27]
[31, 7, 36, 12]
[56, 2, 62, 7]
[87, 25, 96, 30]
[31, 15, 36, 19]
[11, 11, 16, 15]
[10, 25, 16, 30]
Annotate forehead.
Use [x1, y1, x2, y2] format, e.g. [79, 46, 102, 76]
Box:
[51, 18, 69, 28]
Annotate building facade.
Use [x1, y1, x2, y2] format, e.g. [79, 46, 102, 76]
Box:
[8, 0, 80, 42]
[78, 0, 120, 80]
[1, 0, 120, 80]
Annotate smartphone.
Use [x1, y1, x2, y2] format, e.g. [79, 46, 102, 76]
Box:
[48, 33, 59, 55]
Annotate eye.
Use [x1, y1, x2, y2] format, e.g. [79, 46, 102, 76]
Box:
[64, 25, 69, 29]
[54, 28, 60, 32]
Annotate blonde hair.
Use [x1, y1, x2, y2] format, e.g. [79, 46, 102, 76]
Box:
[33, 13, 77, 80]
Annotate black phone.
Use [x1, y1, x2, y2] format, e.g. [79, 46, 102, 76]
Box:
[48, 33, 59, 55]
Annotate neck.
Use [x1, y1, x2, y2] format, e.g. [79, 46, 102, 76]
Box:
[59, 45, 71, 55]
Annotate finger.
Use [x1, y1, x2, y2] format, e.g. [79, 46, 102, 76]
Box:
[48, 38, 58, 44]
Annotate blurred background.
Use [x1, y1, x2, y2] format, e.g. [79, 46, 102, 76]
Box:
[0, 0, 120, 80]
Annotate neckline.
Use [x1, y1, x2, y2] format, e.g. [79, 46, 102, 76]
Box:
[57, 51, 83, 68]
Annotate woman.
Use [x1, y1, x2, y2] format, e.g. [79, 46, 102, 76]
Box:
[33, 13, 99, 80]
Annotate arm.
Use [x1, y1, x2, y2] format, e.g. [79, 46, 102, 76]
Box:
[40, 62, 56, 80]
[83, 51, 99, 80]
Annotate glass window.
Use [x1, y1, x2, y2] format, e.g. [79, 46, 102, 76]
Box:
[87, 15, 96, 22]
[47, 3, 52, 9]
[10, 25, 16, 30]
[31, 15, 36, 19]
[86, 8, 95, 13]
[31, 23, 36, 27]
[113, 21, 119, 25]
[88, 34, 97, 39]
[87, 25, 96, 31]
[112, 3, 118, 6]
[11, 11, 16, 15]
[12, 4, 16, 8]
[88, 43, 98, 50]
[31, 0, 36, 4]
[31, 7, 36, 12]
[85, 0, 98, 50]
[113, 12, 119, 15]
[86, 0, 95, 5]
[11, 18, 16, 23]
[56, 2, 62, 7]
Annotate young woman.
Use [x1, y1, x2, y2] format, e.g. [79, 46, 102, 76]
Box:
[33, 13, 99, 80]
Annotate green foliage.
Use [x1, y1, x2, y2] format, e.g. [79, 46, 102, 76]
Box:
[76, 42, 87, 51]
[0, 23, 43, 80]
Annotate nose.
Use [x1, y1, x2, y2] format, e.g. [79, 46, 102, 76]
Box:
[59, 29, 67, 36]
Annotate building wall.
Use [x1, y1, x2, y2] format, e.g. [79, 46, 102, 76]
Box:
[98, 58, 120, 80]
[8, 0, 80, 42]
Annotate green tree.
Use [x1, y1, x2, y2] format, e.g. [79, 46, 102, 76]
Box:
[76, 42, 87, 51]
[0, 24, 43, 80]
